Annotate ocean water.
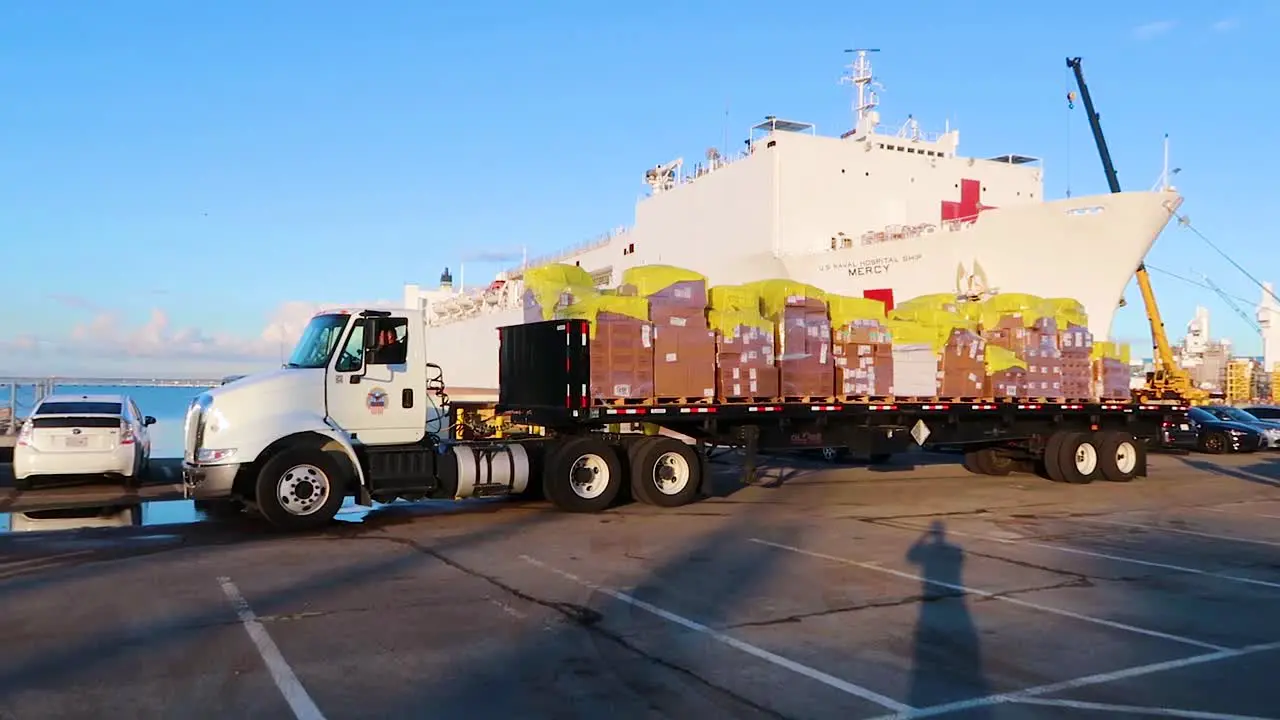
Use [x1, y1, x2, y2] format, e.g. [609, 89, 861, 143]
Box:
[2, 383, 210, 459]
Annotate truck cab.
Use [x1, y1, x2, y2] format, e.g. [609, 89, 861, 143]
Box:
[181, 308, 532, 530]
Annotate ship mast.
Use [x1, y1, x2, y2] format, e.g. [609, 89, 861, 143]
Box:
[840, 48, 881, 134]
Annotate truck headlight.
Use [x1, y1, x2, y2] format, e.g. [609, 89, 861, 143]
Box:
[196, 448, 237, 463]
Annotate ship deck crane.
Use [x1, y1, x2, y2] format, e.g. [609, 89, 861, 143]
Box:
[1065, 56, 1209, 405]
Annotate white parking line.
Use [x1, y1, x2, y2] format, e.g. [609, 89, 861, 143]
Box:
[1079, 518, 1280, 548]
[218, 577, 326, 720]
[881, 523, 1280, 591]
[1013, 697, 1276, 719]
[865, 639, 1280, 719]
[517, 554, 912, 714]
[749, 539, 1228, 651]
[1203, 507, 1280, 521]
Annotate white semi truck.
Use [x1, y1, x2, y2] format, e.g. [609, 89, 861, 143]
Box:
[182, 308, 1181, 531]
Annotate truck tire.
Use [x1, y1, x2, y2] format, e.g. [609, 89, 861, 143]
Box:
[254, 447, 347, 531]
[543, 436, 623, 513]
[629, 436, 701, 508]
[1098, 431, 1142, 482]
[1042, 431, 1069, 482]
[1054, 432, 1100, 485]
[963, 448, 1012, 476]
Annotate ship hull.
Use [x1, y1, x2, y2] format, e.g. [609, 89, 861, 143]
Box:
[424, 188, 1179, 396]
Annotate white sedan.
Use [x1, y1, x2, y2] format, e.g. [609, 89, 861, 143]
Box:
[12, 393, 155, 490]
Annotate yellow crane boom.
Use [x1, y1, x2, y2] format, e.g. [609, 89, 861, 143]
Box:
[1065, 57, 1207, 404]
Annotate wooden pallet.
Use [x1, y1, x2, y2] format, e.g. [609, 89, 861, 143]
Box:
[717, 396, 779, 404]
[781, 396, 841, 404]
[653, 396, 716, 405]
[593, 396, 658, 406]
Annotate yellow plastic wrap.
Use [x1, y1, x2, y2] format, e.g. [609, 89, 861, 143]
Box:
[888, 305, 974, 333]
[883, 319, 953, 352]
[747, 279, 828, 320]
[708, 309, 773, 340]
[558, 294, 651, 338]
[985, 345, 1028, 373]
[894, 293, 960, 313]
[979, 293, 1047, 329]
[708, 284, 762, 314]
[1091, 341, 1132, 365]
[619, 265, 707, 299]
[827, 294, 887, 328]
[522, 263, 597, 320]
[1041, 298, 1089, 330]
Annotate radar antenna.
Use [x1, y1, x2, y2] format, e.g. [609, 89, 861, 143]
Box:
[840, 48, 882, 134]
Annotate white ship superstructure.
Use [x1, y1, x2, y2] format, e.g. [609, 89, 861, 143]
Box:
[409, 50, 1182, 396]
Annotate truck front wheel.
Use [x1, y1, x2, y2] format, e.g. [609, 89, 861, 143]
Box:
[255, 447, 347, 531]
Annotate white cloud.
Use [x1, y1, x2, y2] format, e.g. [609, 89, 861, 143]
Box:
[1133, 19, 1177, 40]
[0, 299, 399, 378]
[1211, 17, 1239, 32]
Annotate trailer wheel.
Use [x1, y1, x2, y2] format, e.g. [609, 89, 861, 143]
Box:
[964, 448, 1012, 476]
[543, 436, 623, 512]
[1042, 431, 1069, 482]
[254, 447, 347, 531]
[629, 436, 701, 508]
[1054, 432, 1100, 485]
[1098, 431, 1142, 482]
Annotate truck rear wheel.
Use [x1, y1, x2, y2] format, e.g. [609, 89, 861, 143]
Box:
[543, 436, 623, 513]
[629, 436, 701, 507]
[1048, 431, 1099, 484]
[1098, 431, 1142, 482]
[255, 447, 347, 531]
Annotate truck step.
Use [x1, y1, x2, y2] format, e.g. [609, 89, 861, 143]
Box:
[472, 483, 514, 498]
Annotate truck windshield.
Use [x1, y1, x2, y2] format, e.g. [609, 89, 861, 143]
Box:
[286, 314, 351, 369]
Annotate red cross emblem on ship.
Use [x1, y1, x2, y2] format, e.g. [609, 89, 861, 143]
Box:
[941, 179, 995, 223]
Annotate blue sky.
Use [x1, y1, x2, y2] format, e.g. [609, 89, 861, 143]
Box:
[1, 0, 1275, 375]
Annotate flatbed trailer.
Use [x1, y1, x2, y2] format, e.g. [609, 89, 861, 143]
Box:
[496, 319, 1184, 495]
[180, 309, 1188, 531]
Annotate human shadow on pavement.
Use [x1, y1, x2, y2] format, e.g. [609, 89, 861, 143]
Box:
[904, 520, 991, 714]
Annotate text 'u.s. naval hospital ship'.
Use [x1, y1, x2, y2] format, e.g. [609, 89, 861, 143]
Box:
[406, 50, 1183, 398]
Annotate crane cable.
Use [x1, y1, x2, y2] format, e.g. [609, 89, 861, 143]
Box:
[1145, 264, 1255, 306]
[1173, 212, 1280, 306]
[1064, 67, 1074, 198]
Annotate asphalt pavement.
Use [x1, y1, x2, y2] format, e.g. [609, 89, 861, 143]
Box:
[3, 449, 1280, 719]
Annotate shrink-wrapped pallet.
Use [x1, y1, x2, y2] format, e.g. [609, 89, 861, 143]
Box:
[1093, 341, 1132, 400]
[621, 265, 715, 399]
[558, 295, 655, 402]
[1059, 322, 1094, 400]
[750, 279, 833, 398]
[708, 283, 779, 399]
[830, 295, 892, 397]
[984, 346, 1028, 398]
[521, 263, 597, 323]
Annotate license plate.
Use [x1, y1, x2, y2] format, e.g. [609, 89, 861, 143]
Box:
[1179, 424, 1190, 431]
[65, 435, 88, 448]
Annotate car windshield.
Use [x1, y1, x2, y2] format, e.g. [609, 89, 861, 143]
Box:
[286, 314, 351, 369]
[1188, 407, 1215, 423]
[1219, 407, 1260, 423]
[37, 401, 122, 415]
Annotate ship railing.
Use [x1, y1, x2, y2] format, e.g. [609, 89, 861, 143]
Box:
[867, 119, 945, 144]
[502, 229, 627, 277]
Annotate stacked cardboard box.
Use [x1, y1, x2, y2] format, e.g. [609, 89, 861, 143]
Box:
[1097, 358, 1131, 399]
[986, 367, 1027, 397]
[891, 344, 939, 396]
[588, 310, 655, 401]
[714, 318, 780, 399]
[1059, 322, 1094, 400]
[1023, 318, 1064, 399]
[641, 278, 716, 399]
[772, 294, 834, 398]
[983, 315, 1064, 399]
[833, 326, 894, 397]
[939, 328, 986, 398]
